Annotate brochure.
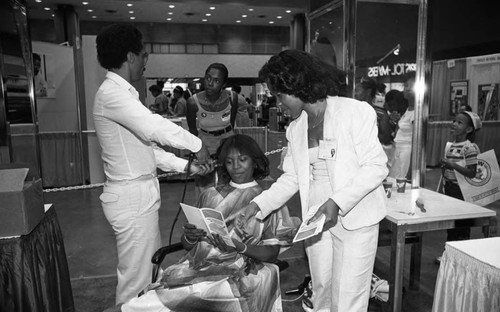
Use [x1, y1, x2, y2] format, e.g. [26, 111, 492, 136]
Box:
[293, 204, 326, 243]
[180, 203, 235, 247]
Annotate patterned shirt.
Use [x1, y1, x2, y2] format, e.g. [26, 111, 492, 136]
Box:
[443, 140, 480, 183]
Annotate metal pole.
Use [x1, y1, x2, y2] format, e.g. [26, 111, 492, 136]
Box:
[411, 0, 429, 189]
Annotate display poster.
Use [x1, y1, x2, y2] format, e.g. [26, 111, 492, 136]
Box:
[450, 80, 468, 116]
[455, 150, 500, 206]
[477, 83, 500, 121]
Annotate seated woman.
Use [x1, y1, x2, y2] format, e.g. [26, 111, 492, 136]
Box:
[122, 134, 299, 312]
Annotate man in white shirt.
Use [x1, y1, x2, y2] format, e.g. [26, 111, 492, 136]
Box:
[93, 24, 210, 305]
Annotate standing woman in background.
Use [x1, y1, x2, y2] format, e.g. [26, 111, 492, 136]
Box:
[389, 73, 415, 182]
[187, 63, 238, 192]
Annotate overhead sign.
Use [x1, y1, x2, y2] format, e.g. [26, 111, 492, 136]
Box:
[470, 53, 500, 66]
[367, 63, 416, 78]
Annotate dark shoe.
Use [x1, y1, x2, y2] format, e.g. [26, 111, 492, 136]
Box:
[302, 279, 314, 312]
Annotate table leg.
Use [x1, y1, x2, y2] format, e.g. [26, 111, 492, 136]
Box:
[483, 217, 497, 237]
[389, 226, 406, 312]
[409, 232, 422, 290]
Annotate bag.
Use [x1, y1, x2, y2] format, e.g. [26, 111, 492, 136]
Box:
[455, 149, 500, 206]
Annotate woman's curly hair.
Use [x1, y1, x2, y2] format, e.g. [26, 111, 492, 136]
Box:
[258, 49, 347, 103]
[215, 135, 269, 184]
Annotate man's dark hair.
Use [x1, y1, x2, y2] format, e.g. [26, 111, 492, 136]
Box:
[33, 53, 41, 62]
[359, 78, 378, 99]
[231, 84, 241, 93]
[385, 89, 408, 114]
[149, 85, 161, 93]
[205, 63, 229, 82]
[96, 24, 143, 70]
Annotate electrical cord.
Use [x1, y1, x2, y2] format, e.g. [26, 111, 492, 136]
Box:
[168, 152, 195, 246]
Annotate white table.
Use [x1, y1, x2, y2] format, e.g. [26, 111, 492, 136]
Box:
[382, 188, 497, 312]
[432, 237, 500, 312]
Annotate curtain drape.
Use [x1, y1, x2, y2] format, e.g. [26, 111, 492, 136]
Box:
[430, 59, 467, 122]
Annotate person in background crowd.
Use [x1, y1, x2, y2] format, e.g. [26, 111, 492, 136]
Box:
[384, 89, 408, 169]
[435, 111, 481, 264]
[170, 85, 187, 117]
[354, 78, 394, 162]
[93, 24, 211, 305]
[33, 53, 47, 97]
[148, 85, 169, 115]
[186, 63, 238, 194]
[183, 80, 197, 101]
[389, 74, 416, 182]
[240, 50, 388, 311]
[231, 84, 252, 127]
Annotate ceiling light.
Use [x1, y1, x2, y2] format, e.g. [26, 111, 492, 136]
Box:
[169, 5, 175, 8]
[35, 0, 42, 2]
[87, 9, 93, 12]
[130, 16, 135, 20]
[285, 10, 292, 13]
[51, 14, 54, 17]
[82, 1, 88, 5]
[166, 17, 172, 21]
[236, 20, 241, 23]
[277, 16, 282, 19]
[129, 10, 134, 14]
[44, 7, 50, 10]
[209, 7, 215, 10]
[242, 14, 247, 18]
[92, 16, 97, 19]
[269, 21, 274, 24]
[168, 12, 173, 15]
[202, 19, 207, 22]
[205, 13, 211, 16]
[127, 3, 133, 7]
[248, 8, 254, 11]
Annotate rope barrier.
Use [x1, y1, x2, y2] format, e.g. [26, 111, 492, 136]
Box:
[42, 147, 286, 193]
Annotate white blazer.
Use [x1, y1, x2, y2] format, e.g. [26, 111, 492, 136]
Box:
[253, 96, 388, 230]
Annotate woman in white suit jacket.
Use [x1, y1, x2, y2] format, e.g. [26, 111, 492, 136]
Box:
[242, 50, 388, 311]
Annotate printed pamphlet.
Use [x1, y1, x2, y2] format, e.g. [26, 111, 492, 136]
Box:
[293, 204, 326, 243]
[180, 203, 235, 247]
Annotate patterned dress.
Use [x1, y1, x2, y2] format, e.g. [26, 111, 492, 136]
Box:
[122, 181, 299, 312]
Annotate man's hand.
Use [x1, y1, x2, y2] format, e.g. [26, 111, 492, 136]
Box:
[195, 142, 211, 164]
[188, 159, 214, 176]
[307, 198, 339, 231]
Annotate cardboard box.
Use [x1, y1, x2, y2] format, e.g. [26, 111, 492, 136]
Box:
[0, 169, 44, 237]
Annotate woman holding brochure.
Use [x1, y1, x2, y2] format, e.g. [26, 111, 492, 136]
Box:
[240, 50, 389, 311]
[122, 134, 299, 312]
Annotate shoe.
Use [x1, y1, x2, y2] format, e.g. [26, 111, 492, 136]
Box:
[435, 256, 442, 264]
[302, 279, 314, 312]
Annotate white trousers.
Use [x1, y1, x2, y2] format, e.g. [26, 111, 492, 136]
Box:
[389, 141, 412, 179]
[100, 178, 162, 305]
[305, 222, 379, 312]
